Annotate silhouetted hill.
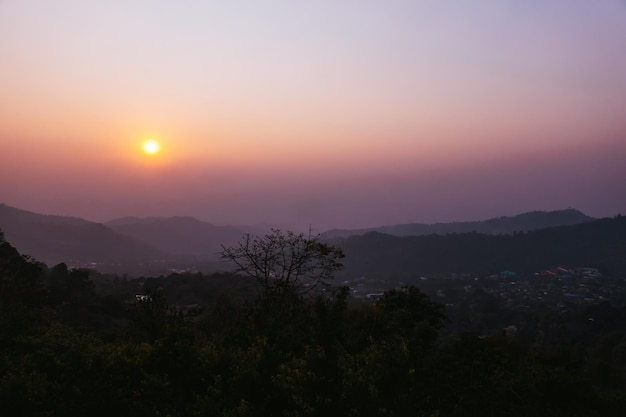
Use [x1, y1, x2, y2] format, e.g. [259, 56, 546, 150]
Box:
[2, 203, 618, 278]
[335, 215, 626, 277]
[327, 209, 593, 238]
[106, 216, 166, 226]
[106, 216, 246, 261]
[0, 203, 164, 268]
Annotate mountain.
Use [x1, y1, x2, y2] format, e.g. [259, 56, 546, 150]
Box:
[2, 203, 618, 277]
[334, 215, 626, 278]
[0, 203, 281, 274]
[327, 209, 594, 238]
[0, 203, 164, 269]
[105, 216, 246, 261]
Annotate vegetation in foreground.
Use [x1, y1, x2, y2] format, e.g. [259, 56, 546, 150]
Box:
[1, 229, 626, 416]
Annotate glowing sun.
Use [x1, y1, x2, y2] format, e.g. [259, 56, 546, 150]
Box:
[141, 139, 161, 155]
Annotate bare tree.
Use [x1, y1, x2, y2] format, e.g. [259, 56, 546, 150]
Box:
[220, 229, 344, 296]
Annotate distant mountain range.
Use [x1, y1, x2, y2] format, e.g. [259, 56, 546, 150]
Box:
[0, 204, 273, 273]
[0, 203, 164, 270]
[105, 216, 245, 260]
[333, 215, 626, 278]
[327, 209, 594, 238]
[1, 203, 621, 276]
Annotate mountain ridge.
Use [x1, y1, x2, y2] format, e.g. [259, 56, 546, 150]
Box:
[0, 203, 164, 270]
[326, 209, 593, 238]
[1, 203, 617, 276]
[334, 214, 626, 277]
[105, 216, 245, 259]
[0, 204, 273, 273]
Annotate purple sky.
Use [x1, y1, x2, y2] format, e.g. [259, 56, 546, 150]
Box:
[1, 1, 625, 230]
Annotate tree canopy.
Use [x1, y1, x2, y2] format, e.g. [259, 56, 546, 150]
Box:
[220, 229, 344, 296]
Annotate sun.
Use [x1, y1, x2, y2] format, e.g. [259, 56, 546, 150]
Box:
[141, 139, 161, 156]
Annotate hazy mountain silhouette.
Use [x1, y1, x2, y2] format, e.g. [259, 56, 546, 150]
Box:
[327, 209, 593, 238]
[334, 215, 626, 277]
[2, 203, 619, 277]
[105, 216, 246, 261]
[0, 203, 164, 268]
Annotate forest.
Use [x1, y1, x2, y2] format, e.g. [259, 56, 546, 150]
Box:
[335, 215, 626, 278]
[2, 227, 626, 416]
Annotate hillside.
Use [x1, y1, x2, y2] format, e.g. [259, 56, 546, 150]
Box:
[327, 209, 593, 238]
[334, 215, 626, 277]
[105, 216, 246, 261]
[1, 203, 620, 277]
[0, 203, 164, 269]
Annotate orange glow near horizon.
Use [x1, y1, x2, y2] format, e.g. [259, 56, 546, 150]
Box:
[1, 2, 625, 228]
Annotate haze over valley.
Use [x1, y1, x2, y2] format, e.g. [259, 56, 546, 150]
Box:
[2, 203, 623, 278]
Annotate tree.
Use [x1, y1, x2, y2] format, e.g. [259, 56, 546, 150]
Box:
[0, 230, 47, 338]
[377, 286, 448, 328]
[375, 286, 449, 347]
[220, 229, 344, 296]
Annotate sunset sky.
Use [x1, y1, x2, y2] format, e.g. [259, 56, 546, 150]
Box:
[2, 1, 625, 230]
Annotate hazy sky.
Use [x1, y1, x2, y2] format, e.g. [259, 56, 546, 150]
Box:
[2, 1, 625, 230]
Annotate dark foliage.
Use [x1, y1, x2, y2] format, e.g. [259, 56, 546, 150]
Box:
[337, 215, 626, 277]
[1, 228, 626, 416]
[220, 228, 344, 296]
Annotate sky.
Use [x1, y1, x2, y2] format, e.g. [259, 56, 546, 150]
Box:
[1, 1, 625, 230]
